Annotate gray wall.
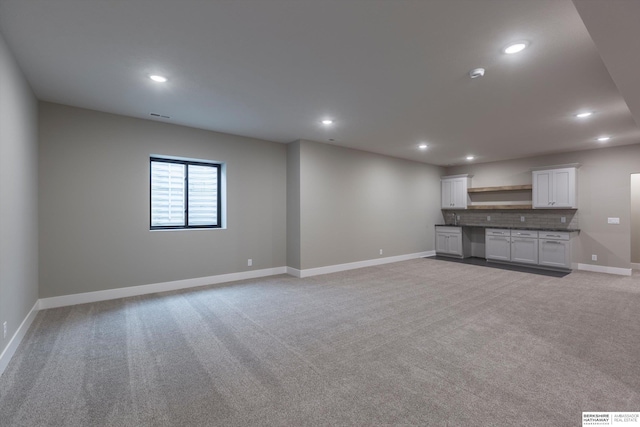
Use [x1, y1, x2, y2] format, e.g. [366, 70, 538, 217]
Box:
[632, 174, 640, 264]
[446, 144, 640, 269]
[39, 103, 287, 298]
[297, 140, 443, 270]
[0, 33, 38, 354]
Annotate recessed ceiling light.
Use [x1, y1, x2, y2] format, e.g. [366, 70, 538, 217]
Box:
[418, 144, 428, 150]
[597, 136, 611, 142]
[466, 155, 475, 161]
[321, 119, 333, 125]
[503, 42, 528, 54]
[575, 111, 593, 118]
[149, 75, 167, 83]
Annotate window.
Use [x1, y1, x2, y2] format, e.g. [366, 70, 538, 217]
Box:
[150, 157, 222, 229]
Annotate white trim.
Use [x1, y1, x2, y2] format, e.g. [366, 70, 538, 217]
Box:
[632, 262, 640, 271]
[294, 251, 434, 278]
[0, 301, 39, 377]
[39, 267, 287, 310]
[530, 163, 581, 171]
[286, 267, 302, 278]
[577, 263, 632, 276]
[441, 174, 473, 180]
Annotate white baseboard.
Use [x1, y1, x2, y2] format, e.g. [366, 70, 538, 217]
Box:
[577, 263, 632, 276]
[38, 252, 436, 309]
[39, 267, 287, 310]
[0, 301, 39, 377]
[291, 251, 435, 278]
[286, 267, 302, 278]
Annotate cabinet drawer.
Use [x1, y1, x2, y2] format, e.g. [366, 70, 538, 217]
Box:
[539, 231, 570, 240]
[435, 226, 461, 234]
[511, 230, 538, 238]
[486, 228, 510, 236]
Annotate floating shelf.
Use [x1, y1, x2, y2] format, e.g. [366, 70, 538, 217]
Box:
[467, 204, 533, 210]
[467, 185, 532, 193]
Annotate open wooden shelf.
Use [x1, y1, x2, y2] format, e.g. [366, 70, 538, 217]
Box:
[467, 204, 533, 210]
[467, 185, 532, 193]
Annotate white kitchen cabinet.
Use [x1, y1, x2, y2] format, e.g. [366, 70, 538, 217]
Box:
[510, 230, 539, 265]
[441, 175, 471, 209]
[538, 231, 572, 269]
[532, 167, 577, 209]
[435, 226, 463, 257]
[485, 229, 511, 261]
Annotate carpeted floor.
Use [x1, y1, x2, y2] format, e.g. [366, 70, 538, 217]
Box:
[1, 259, 639, 426]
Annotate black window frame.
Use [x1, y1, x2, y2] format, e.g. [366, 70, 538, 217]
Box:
[150, 157, 222, 230]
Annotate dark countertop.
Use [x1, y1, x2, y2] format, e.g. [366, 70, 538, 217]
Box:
[435, 224, 580, 232]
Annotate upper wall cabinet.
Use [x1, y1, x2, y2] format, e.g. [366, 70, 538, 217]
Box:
[532, 166, 577, 209]
[441, 174, 472, 209]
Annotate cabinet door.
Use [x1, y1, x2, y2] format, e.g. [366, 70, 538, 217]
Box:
[452, 179, 466, 208]
[486, 236, 511, 261]
[511, 238, 539, 264]
[539, 239, 570, 269]
[435, 233, 450, 253]
[552, 168, 576, 208]
[533, 170, 552, 208]
[441, 180, 453, 208]
[448, 233, 462, 257]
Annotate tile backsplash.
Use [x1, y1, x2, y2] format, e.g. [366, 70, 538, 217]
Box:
[441, 209, 579, 229]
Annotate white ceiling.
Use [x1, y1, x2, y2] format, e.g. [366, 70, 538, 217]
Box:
[1, 0, 639, 165]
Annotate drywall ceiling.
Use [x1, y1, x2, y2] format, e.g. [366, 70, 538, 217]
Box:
[1, 0, 639, 165]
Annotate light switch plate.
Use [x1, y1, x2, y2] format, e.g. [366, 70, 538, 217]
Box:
[608, 217, 620, 224]
[561, 217, 566, 223]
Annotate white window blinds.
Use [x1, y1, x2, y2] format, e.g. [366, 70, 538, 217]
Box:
[150, 158, 221, 228]
[188, 164, 218, 226]
[151, 161, 185, 227]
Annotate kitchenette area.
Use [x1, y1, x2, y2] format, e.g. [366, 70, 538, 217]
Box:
[435, 165, 580, 272]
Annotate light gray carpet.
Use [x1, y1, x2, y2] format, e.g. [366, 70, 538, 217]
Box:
[1, 259, 639, 426]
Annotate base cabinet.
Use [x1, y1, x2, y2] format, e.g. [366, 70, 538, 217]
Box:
[485, 229, 571, 270]
[510, 231, 539, 265]
[538, 232, 572, 269]
[486, 229, 511, 261]
[435, 227, 463, 257]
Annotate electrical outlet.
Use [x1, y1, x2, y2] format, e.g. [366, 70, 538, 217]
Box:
[379, 249, 383, 255]
[592, 254, 597, 261]
[487, 215, 491, 221]
[247, 259, 252, 267]
[608, 217, 620, 224]
[561, 217, 566, 223]
[456, 215, 460, 221]
[3, 321, 6, 339]
[520, 216, 525, 222]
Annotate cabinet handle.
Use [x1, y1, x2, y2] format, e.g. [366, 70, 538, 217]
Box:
[544, 241, 562, 244]
[546, 234, 561, 238]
